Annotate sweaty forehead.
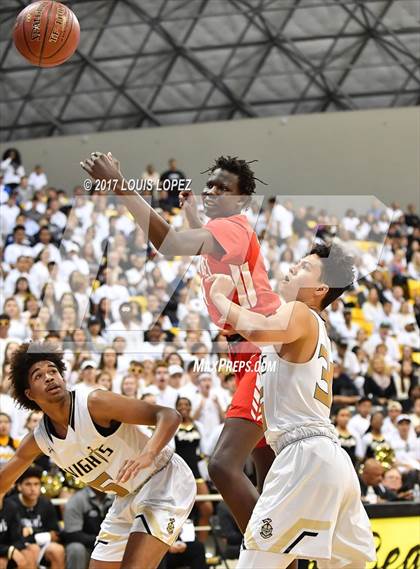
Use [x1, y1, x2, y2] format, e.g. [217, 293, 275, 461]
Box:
[209, 168, 239, 188]
[301, 255, 323, 276]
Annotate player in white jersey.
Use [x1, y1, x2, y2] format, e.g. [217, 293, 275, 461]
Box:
[209, 243, 376, 569]
[0, 342, 196, 569]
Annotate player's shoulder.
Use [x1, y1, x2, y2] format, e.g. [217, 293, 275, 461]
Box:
[87, 387, 112, 407]
[284, 300, 312, 318]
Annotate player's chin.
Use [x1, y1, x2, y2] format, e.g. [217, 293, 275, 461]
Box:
[278, 282, 296, 302]
[203, 205, 218, 218]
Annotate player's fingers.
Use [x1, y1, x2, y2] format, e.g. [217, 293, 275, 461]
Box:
[84, 158, 96, 169]
[80, 162, 93, 175]
[120, 464, 137, 483]
[116, 460, 130, 481]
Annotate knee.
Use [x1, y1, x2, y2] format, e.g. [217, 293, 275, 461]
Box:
[208, 453, 231, 484]
[66, 542, 88, 563]
[46, 542, 65, 561]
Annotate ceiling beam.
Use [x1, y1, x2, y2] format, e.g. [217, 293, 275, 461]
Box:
[122, 0, 258, 118]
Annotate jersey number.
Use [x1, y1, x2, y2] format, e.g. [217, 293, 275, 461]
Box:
[89, 472, 129, 497]
[314, 344, 333, 409]
[229, 262, 257, 308]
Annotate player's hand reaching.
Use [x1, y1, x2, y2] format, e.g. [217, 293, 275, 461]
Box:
[179, 189, 196, 209]
[116, 449, 157, 483]
[80, 151, 124, 192]
[179, 189, 203, 228]
[209, 274, 235, 301]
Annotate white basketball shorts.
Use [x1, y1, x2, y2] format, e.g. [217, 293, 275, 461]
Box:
[91, 453, 196, 562]
[243, 436, 376, 568]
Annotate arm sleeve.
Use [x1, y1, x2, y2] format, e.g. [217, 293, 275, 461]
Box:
[205, 218, 251, 265]
[0, 158, 11, 171]
[0, 502, 25, 553]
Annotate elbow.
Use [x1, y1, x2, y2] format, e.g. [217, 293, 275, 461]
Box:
[173, 409, 182, 428]
[159, 407, 181, 429]
[156, 228, 178, 256]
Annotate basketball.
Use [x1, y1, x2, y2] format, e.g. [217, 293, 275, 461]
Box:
[13, 0, 80, 68]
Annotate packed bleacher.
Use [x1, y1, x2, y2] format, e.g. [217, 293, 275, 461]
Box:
[0, 147, 419, 568]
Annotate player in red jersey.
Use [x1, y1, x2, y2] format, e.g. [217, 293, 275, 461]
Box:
[81, 153, 280, 533]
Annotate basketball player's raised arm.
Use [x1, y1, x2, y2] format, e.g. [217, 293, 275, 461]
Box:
[80, 153, 223, 257]
[0, 434, 42, 494]
[88, 390, 181, 483]
[209, 274, 309, 345]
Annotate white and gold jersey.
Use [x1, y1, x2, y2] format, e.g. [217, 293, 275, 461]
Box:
[34, 388, 173, 496]
[260, 309, 336, 449]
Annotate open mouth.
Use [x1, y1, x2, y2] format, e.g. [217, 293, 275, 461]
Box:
[46, 385, 60, 393]
[284, 275, 290, 282]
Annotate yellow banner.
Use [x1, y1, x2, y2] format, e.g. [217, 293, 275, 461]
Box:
[307, 516, 419, 568]
[368, 516, 420, 569]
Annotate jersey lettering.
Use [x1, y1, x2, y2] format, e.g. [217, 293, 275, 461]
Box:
[314, 344, 333, 409]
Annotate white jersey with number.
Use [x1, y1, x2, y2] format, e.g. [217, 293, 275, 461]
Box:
[34, 388, 173, 496]
[243, 309, 376, 565]
[260, 309, 335, 447]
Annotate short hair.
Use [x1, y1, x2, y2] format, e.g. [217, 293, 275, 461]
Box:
[153, 360, 168, 371]
[208, 156, 257, 195]
[17, 465, 43, 485]
[310, 243, 355, 309]
[9, 342, 66, 411]
[358, 396, 372, 406]
[13, 225, 26, 234]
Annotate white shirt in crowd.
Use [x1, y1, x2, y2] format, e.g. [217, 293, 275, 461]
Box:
[31, 243, 62, 264]
[389, 431, 420, 472]
[364, 333, 400, 361]
[106, 321, 145, 351]
[0, 158, 25, 186]
[4, 243, 33, 267]
[348, 413, 371, 441]
[0, 202, 20, 238]
[362, 302, 385, 327]
[28, 170, 48, 191]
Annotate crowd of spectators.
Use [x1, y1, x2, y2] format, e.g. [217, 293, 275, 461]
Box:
[0, 147, 419, 567]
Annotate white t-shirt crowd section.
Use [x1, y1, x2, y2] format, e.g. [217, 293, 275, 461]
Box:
[1, 152, 419, 492]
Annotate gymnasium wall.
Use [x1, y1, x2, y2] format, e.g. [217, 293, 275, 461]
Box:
[2, 107, 419, 207]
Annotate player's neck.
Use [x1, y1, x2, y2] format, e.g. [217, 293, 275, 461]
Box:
[42, 390, 72, 431]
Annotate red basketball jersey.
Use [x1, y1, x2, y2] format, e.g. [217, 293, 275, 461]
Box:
[198, 214, 280, 330]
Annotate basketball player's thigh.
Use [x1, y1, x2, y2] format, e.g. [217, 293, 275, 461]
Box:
[213, 417, 263, 462]
[121, 531, 169, 569]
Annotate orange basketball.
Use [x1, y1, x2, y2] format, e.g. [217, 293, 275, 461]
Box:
[13, 1, 80, 68]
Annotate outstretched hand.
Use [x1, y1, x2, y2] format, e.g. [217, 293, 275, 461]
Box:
[116, 450, 156, 483]
[80, 151, 124, 192]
